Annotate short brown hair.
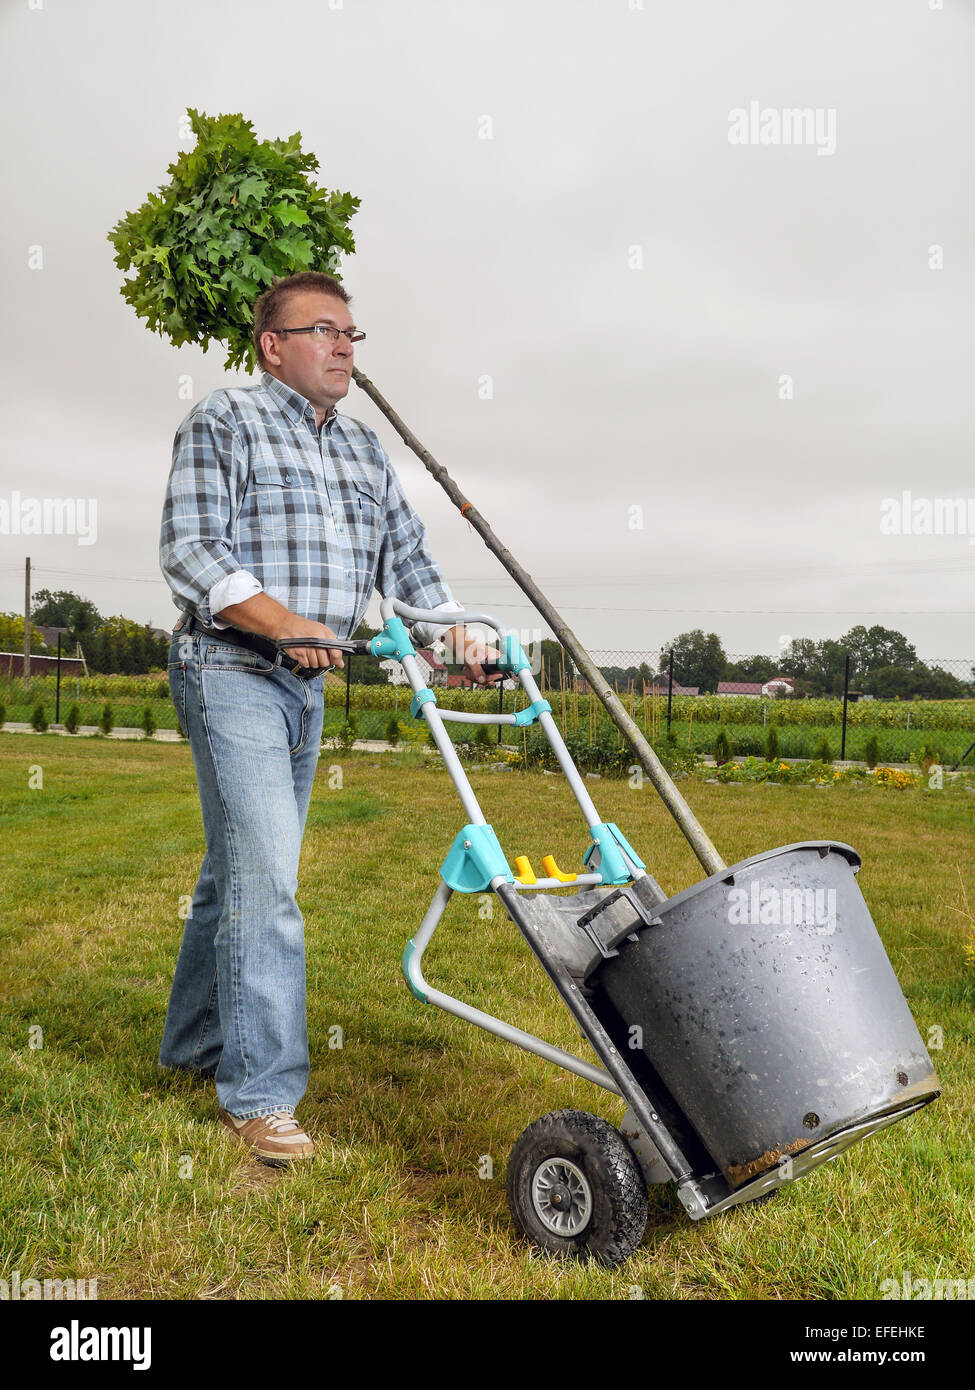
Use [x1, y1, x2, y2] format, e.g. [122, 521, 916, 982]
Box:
[252, 271, 352, 368]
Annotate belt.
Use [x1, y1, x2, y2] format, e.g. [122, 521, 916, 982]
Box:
[175, 613, 369, 677]
[177, 613, 296, 670]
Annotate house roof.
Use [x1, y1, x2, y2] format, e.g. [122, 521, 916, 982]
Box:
[718, 681, 764, 695]
[416, 648, 447, 671]
[646, 676, 699, 696]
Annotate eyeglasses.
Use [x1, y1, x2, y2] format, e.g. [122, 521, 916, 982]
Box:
[272, 325, 366, 344]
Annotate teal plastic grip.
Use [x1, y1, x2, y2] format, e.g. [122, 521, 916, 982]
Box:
[440, 824, 513, 893]
[583, 822, 646, 885]
[513, 698, 552, 727]
[497, 633, 531, 676]
[369, 615, 416, 662]
[410, 687, 436, 719]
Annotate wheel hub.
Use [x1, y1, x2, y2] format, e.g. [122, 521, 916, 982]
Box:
[531, 1157, 593, 1236]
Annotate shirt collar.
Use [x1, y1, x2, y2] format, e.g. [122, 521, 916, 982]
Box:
[260, 371, 336, 431]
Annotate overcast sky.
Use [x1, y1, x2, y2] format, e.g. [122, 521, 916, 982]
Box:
[2, 0, 973, 664]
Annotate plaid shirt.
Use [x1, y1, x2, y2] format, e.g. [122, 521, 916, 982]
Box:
[159, 371, 455, 638]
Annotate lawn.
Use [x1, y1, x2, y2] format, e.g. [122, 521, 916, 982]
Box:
[1, 735, 972, 1300]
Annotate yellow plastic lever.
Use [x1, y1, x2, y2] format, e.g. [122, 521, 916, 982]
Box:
[541, 854, 577, 883]
[513, 855, 537, 885]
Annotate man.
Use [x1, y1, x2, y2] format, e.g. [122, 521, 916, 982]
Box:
[158, 270, 498, 1165]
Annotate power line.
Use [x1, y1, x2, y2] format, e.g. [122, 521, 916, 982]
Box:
[451, 597, 973, 616]
[447, 560, 975, 585]
[24, 567, 166, 585]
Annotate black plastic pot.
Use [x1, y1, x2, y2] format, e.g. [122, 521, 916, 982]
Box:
[590, 842, 941, 1188]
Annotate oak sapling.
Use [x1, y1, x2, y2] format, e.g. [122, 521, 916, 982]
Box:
[109, 109, 360, 372]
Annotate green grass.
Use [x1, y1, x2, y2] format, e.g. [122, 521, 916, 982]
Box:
[1, 737, 973, 1299]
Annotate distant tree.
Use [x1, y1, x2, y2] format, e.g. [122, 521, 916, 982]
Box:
[86, 616, 164, 675]
[865, 662, 968, 701]
[841, 624, 917, 683]
[863, 666, 918, 700]
[539, 638, 577, 687]
[782, 638, 818, 678]
[658, 630, 726, 693]
[804, 639, 847, 697]
[723, 654, 777, 685]
[31, 589, 103, 643]
[914, 663, 968, 699]
[0, 612, 49, 654]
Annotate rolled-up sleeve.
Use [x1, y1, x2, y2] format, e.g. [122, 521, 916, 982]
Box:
[375, 448, 456, 624]
[159, 400, 249, 626]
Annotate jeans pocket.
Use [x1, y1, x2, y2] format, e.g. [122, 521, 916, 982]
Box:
[202, 642, 276, 674]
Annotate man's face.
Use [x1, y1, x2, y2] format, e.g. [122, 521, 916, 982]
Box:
[259, 290, 357, 413]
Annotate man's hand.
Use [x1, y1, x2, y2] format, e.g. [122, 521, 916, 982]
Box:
[462, 642, 505, 686]
[443, 625, 505, 687]
[276, 617, 346, 671]
[214, 593, 345, 670]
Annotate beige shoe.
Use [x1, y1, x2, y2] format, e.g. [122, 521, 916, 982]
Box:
[218, 1108, 315, 1165]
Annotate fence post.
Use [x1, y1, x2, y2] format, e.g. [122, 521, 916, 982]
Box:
[666, 650, 674, 738]
[841, 651, 850, 760]
[345, 655, 351, 719]
[56, 633, 62, 724]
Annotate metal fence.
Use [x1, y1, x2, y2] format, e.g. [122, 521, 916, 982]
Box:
[584, 650, 975, 768]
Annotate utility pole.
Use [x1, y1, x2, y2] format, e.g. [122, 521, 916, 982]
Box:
[23, 555, 30, 687]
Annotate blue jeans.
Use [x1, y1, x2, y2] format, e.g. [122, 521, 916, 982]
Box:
[159, 629, 325, 1118]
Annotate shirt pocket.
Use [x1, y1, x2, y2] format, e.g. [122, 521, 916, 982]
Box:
[249, 463, 324, 540]
[343, 475, 383, 546]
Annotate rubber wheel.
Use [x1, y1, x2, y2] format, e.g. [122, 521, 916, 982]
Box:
[505, 1109, 648, 1268]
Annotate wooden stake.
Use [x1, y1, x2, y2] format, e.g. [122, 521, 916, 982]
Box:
[351, 367, 725, 873]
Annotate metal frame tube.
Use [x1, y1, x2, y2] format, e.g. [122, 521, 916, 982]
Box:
[393, 598, 608, 831]
[383, 597, 619, 859]
[405, 881, 619, 1093]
